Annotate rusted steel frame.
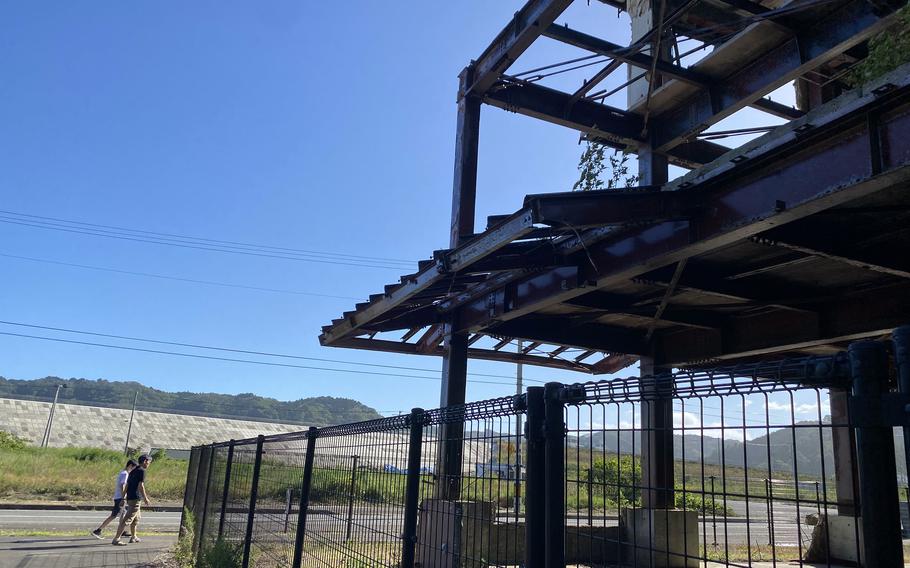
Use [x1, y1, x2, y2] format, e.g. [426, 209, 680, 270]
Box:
[753, 237, 910, 280]
[566, 292, 720, 330]
[416, 324, 446, 354]
[451, 65, 482, 247]
[484, 80, 728, 167]
[650, 0, 899, 152]
[656, 280, 910, 365]
[591, 353, 639, 374]
[466, 0, 574, 97]
[644, 258, 688, 342]
[489, 317, 648, 355]
[333, 336, 598, 373]
[525, 187, 691, 228]
[444, 71, 910, 337]
[319, 207, 536, 345]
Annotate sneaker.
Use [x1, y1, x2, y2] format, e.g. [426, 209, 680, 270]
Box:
[111, 540, 127, 546]
[129, 536, 141, 543]
[91, 529, 102, 539]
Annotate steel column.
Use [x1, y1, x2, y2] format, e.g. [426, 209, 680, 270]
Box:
[241, 435, 265, 568]
[451, 65, 481, 248]
[524, 387, 546, 568]
[544, 382, 566, 567]
[641, 358, 675, 509]
[292, 427, 318, 568]
[401, 408, 425, 568]
[436, 326, 468, 500]
[218, 440, 235, 539]
[191, 446, 211, 556]
[848, 341, 903, 567]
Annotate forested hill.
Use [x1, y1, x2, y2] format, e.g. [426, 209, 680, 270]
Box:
[0, 376, 381, 426]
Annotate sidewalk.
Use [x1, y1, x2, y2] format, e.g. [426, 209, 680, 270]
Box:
[0, 535, 175, 567]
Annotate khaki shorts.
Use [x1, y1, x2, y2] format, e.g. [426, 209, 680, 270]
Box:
[123, 499, 142, 525]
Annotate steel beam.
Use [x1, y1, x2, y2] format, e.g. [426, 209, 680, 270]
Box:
[467, 0, 574, 97]
[489, 317, 648, 355]
[753, 236, 910, 280]
[484, 80, 730, 167]
[451, 66, 482, 247]
[650, 0, 899, 152]
[526, 188, 691, 228]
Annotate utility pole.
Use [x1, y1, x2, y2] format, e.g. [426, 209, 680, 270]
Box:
[124, 391, 139, 454]
[514, 340, 523, 521]
[42, 384, 67, 448]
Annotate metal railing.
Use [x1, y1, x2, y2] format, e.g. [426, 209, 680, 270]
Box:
[182, 332, 910, 567]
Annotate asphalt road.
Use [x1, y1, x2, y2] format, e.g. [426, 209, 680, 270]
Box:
[0, 510, 181, 534]
[0, 535, 175, 568]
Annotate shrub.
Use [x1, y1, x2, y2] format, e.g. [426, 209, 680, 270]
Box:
[172, 509, 196, 568]
[200, 538, 244, 568]
[0, 431, 27, 450]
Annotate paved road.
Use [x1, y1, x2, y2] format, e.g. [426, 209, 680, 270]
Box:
[0, 510, 181, 533]
[0, 535, 175, 568]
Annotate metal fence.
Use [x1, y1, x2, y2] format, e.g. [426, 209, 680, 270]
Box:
[182, 333, 910, 567]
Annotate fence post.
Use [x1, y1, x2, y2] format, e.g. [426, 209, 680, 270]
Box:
[524, 387, 545, 568]
[544, 382, 566, 568]
[292, 427, 319, 568]
[345, 455, 360, 541]
[848, 340, 903, 567]
[401, 408, 425, 568]
[241, 435, 265, 568]
[198, 444, 217, 545]
[192, 446, 212, 557]
[892, 325, 910, 491]
[180, 447, 199, 539]
[218, 440, 235, 539]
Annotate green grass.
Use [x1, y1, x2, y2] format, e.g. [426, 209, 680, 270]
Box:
[0, 446, 188, 502]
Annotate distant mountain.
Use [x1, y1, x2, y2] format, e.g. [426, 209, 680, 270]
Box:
[0, 376, 382, 426]
[573, 424, 906, 479]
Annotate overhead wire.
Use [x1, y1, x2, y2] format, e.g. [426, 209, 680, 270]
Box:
[0, 319, 549, 384]
[0, 330, 535, 387]
[0, 252, 367, 301]
[0, 208, 415, 265]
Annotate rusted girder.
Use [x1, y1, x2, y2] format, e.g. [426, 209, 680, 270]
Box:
[650, 0, 899, 153]
[484, 80, 729, 167]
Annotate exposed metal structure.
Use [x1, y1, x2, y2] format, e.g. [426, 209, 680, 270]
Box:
[320, 0, 907, 378]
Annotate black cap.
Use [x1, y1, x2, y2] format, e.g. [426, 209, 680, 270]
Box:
[138, 454, 152, 463]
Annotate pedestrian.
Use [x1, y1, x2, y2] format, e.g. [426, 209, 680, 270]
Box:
[90, 458, 137, 539]
[111, 454, 153, 546]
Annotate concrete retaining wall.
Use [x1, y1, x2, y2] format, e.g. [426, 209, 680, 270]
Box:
[0, 397, 305, 451]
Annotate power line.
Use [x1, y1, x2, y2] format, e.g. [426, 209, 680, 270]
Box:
[0, 217, 411, 270]
[0, 208, 415, 265]
[0, 330, 526, 387]
[0, 320, 548, 384]
[0, 252, 366, 301]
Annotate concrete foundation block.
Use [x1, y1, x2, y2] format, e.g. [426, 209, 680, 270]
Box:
[621, 508, 699, 568]
[804, 514, 861, 564]
[415, 499, 493, 568]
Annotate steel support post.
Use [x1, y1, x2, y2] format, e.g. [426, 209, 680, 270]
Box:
[848, 341, 903, 567]
[218, 441, 235, 539]
[524, 387, 546, 568]
[436, 326, 468, 500]
[242, 435, 265, 568]
[180, 447, 200, 539]
[893, 326, 910, 486]
[641, 357, 674, 509]
[401, 408, 426, 568]
[345, 455, 360, 541]
[292, 427, 318, 568]
[544, 382, 566, 567]
[450, 65, 481, 248]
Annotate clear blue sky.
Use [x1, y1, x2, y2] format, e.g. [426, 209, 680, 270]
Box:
[0, 1, 805, 419]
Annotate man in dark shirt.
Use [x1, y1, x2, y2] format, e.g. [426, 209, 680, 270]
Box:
[112, 454, 153, 545]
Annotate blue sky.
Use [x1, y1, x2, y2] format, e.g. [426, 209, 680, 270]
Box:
[0, 1, 805, 418]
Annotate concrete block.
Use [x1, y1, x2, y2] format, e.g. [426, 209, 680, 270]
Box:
[622, 509, 699, 568]
[804, 514, 861, 564]
[415, 499, 493, 568]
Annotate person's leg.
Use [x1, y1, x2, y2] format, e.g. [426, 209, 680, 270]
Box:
[92, 501, 120, 537]
[129, 504, 142, 542]
[112, 500, 139, 544]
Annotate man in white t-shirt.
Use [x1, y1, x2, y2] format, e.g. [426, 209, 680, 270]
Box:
[90, 459, 137, 538]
